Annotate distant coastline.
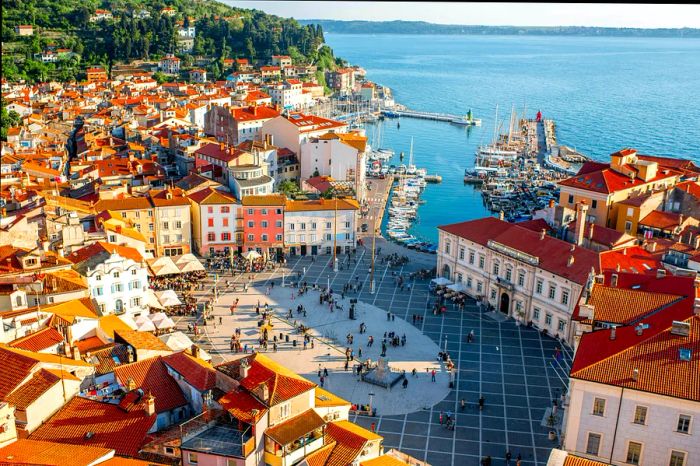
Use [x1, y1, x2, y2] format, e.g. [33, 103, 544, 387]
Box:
[299, 20, 700, 38]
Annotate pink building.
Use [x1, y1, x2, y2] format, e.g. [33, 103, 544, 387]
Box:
[241, 194, 286, 260]
[187, 187, 241, 257]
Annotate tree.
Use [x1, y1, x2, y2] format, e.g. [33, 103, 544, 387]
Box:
[278, 179, 300, 197]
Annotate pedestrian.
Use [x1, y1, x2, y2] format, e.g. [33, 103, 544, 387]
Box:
[481, 456, 492, 466]
[344, 360, 349, 371]
[516, 453, 522, 466]
[439, 411, 443, 425]
[479, 395, 485, 411]
[402, 378, 408, 389]
[318, 364, 322, 378]
[391, 314, 395, 321]
[505, 450, 512, 466]
[358, 348, 362, 358]
[370, 422, 376, 433]
[320, 376, 324, 388]
[412, 368, 417, 377]
[431, 369, 436, 382]
[323, 367, 329, 377]
[461, 398, 466, 411]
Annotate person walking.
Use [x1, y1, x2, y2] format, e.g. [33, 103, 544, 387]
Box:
[479, 395, 485, 411]
[439, 411, 443, 425]
[515, 453, 522, 466]
[402, 378, 408, 389]
[460, 398, 466, 411]
[320, 376, 325, 388]
[370, 422, 376, 433]
[323, 367, 329, 377]
[505, 450, 512, 466]
[431, 369, 436, 382]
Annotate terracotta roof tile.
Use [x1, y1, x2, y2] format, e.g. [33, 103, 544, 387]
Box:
[162, 351, 216, 392]
[5, 368, 61, 410]
[599, 246, 662, 275]
[241, 194, 286, 206]
[68, 241, 144, 265]
[29, 396, 156, 457]
[8, 326, 64, 352]
[0, 439, 113, 466]
[114, 356, 188, 413]
[562, 455, 611, 466]
[114, 329, 172, 352]
[638, 210, 683, 230]
[361, 455, 411, 466]
[587, 285, 681, 326]
[218, 387, 268, 424]
[265, 409, 325, 445]
[285, 198, 360, 212]
[87, 343, 131, 376]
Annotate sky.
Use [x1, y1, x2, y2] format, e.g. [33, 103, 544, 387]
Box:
[226, 2, 700, 29]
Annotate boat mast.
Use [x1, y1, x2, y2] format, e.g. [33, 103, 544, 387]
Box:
[507, 104, 515, 145]
[492, 104, 499, 145]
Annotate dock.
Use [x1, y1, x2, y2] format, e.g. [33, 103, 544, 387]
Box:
[382, 109, 481, 125]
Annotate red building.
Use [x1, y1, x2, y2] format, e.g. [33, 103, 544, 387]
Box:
[241, 194, 286, 260]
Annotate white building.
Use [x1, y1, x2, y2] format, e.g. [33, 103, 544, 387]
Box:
[300, 131, 368, 202]
[262, 113, 348, 157]
[159, 54, 181, 75]
[436, 217, 599, 344]
[284, 198, 359, 257]
[563, 308, 700, 466]
[177, 26, 196, 38]
[267, 80, 310, 111]
[69, 242, 149, 316]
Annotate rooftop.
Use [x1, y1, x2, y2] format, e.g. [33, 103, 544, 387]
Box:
[180, 425, 251, 458]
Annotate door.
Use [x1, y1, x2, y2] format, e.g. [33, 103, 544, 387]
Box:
[311, 245, 318, 255]
[499, 293, 510, 315]
[300, 245, 307, 256]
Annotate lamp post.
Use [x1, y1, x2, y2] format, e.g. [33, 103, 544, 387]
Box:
[333, 196, 338, 272]
[368, 392, 375, 416]
[369, 208, 377, 294]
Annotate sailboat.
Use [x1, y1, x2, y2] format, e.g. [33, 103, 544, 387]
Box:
[475, 104, 519, 173]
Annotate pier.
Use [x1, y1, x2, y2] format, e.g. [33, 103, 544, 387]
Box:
[381, 109, 480, 125]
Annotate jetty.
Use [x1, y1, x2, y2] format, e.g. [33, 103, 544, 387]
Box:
[382, 108, 481, 125]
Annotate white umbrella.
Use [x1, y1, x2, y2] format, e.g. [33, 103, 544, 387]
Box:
[134, 314, 151, 326]
[174, 253, 200, 266]
[137, 319, 156, 332]
[431, 277, 453, 286]
[149, 312, 168, 323]
[178, 260, 205, 273]
[147, 257, 180, 276]
[155, 316, 176, 330]
[156, 290, 183, 307]
[144, 289, 165, 310]
[447, 283, 467, 293]
[242, 250, 261, 260]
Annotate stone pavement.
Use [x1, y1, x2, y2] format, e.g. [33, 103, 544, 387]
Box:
[176, 245, 572, 466]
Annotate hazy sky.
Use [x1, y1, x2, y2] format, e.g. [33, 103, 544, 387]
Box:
[226, 2, 700, 29]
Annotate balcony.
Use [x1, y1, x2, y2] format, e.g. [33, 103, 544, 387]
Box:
[495, 276, 514, 291]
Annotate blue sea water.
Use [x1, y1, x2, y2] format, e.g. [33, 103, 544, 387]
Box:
[324, 33, 700, 242]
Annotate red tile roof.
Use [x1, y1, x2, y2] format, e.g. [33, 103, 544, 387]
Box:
[599, 246, 662, 275]
[67, 241, 144, 264]
[162, 351, 216, 392]
[231, 105, 278, 122]
[558, 161, 680, 194]
[5, 368, 61, 410]
[114, 356, 188, 413]
[586, 285, 681, 326]
[9, 327, 65, 352]
[674, 180, 700, 198]
[0, 439, 113, 466]
[439, 217, 599, 284]
[0, 345, 38, 398]
[218, 387, 268, 424]
[638, 210, 683, 230]
[572, 314, 700, 402]
[195, 143, 246, 163]
[284, 113, 347, 133]
[29, 396, 156, 457]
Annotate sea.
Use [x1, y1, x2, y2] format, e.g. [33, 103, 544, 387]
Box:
[323, 33, 700, 243]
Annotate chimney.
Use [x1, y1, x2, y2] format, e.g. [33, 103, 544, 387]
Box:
[191, 344, 200, 359]
[611, 273, 619, 287]
[240, 359, 250, 379]
[632, 368, 639, 381]
[567, 255, 575, 267]
[694, 298, 700, 316]
[636, 324, 644, 336]
[72, 345, 81, 360]
[657, 268, 666, 279]
[589, 223, 595, 240]
[127, 346, 134, 363]
[261, 384, 270, 402]
[574, 202, 589, 246]
[610, 326, 616, 340]
[499, 210, 505, 221]
[616, 263, 621, 272]
[144, 391, 156, 416]
[126, 377, 137, 391]
[540, 229, 546, 240]
[623, 248, 627, 256]
[694, 235, 700, 250]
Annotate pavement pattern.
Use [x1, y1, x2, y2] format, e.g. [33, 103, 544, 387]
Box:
[173, 241, 573, 466]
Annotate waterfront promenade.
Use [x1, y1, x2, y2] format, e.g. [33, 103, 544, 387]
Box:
[173, 246, 571, 466]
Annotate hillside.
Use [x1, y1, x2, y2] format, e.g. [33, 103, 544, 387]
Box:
[299, 19, 700, 38]
[1, 0, 338, 82]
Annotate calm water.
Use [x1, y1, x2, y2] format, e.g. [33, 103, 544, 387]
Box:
[324, 33, 700, 242]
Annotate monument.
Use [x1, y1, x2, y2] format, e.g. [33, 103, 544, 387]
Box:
[361, 357, 405, 389]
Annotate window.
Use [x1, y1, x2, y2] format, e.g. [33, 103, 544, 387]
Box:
[533, 308, 540, 320]
[188, 452, 198, 464]
[633, 406, 647, 425]
[545, 313, 552, 326]
[114, 284, 123, 293]
[479, 256, 485, 269]
[326, 222, 332, 229]
[586, 433, 601, 455]
[490, 289, 497, 300]
[121, 212, 127, 219]
[207, 233, 215, 241]
[344, 221, 351, 228]
[670, 450, 686, 466]
[326, 234, 332, 241]
[677, 414, 691, 434]
[163, 235, 170, 244]
[276, 234, 283, 241]
[625, 221, 633, 232]
[562, 290, 569, 305]
[221, 206, 230, 213]
[300, 223, 306, 230]
[476, 282, 483, 293]
[95, 274, 101, 281]
[289, 223, 295, 230]
[457, 273, 463, 283]
[505, 267, 512, 282]
[548, 285, 556, 300]
[515, 301, 522, 312]
[223, 218, 229, 227]
[558, 319, 566, 332]
[593, 397, 606, 416]
[467, 277, 472, 288]
[175, 220, 182, 229]
[222, 233, 231, 241]
[135, 211, 140, 218]
[518, 271, 525, 286]
[445, 241, 450, 254]
[93, 287, 103, 297]
[276, 209, 282, 215]
[280, 402, 291, 419]
[536, 279, 543, 294]
[469, 251, 475, 264]
[311, 222, 317, 229]
[627, 207, 634, 217]
[591, 200, 598, 209]
[247, 234, 254, 241]
[247, 221, 254, 228]
[493, 262, 500, 275]
[568, 194, 574, 204]
[148, 210, 153, 217]
[459, 247, 465, 260]
[345, 233, 351, 240]
[132, 297, 141, 307]
[148, 223, 154, 231]
[262, 234, 268, 241]
[131, 269, 137, 275]
[248, 209, 253, 215]
[15, 296, 22, 307]
[113, 272, 120, 278]
[262, 221, 268, 228]
[276, 220, 283, 228]
[626, 441, 642, 465]
[261, 209, 268, 215]
[162, 221, 169, 230]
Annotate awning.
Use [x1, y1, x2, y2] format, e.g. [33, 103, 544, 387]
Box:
[156, 290, 183, 307]
[155, 316, 176, 330]
[178, 260, 206, 273]
[265, 409, 325, 446]
[431, 277, 453, 286]
[144, 289, 165, 310]
[174, 253, 200, 266]
[149, 311, 168, 323]
[147, 256, 180, 276]
[137, 319, 156, 332]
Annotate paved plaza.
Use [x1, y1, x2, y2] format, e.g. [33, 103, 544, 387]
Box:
[175, 241, 573, 466]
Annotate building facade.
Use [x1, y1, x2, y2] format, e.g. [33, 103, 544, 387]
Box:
[284, 199, 359, 257]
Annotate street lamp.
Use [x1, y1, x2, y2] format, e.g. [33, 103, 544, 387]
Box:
[368, 392, 375, 416]
[444, 335, 448, 353]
